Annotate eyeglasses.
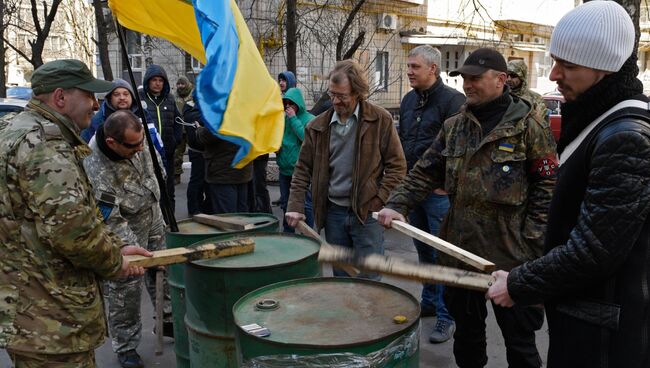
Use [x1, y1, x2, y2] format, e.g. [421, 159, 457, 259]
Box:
[327, 91, 351, 101]
[110, 135, 145, 149]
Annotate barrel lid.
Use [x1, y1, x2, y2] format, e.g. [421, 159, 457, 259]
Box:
[190, 233, 319, 269]
[174, 213, 278, 235]
[233, 278, 420, 347]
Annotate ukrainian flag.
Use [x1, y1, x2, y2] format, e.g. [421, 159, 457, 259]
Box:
[108, 0, 284, 167]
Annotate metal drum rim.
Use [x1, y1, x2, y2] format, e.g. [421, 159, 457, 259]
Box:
[186, 232, 321, 271]
[168, 213, 279, 235]
[232, 277, 421, 349]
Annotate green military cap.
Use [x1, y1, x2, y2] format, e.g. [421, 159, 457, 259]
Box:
[31, 59, 113, 95]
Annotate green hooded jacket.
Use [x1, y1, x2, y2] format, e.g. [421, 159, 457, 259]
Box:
[277, 88, 314, 176]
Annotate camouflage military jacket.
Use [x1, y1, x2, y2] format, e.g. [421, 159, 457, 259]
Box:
[0, 100, 124, 353]
[387, 98, 557, 270]
[514, 88, 548, 124]
[83, 140, 165, 249]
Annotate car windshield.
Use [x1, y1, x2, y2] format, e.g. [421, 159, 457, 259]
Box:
[7, 86, 32, 100]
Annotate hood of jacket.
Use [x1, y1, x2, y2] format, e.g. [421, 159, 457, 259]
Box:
[283, 87, 308, 114]
[143, 64, 171, 97]
[278, 71, 297, 90]
[104, 78, 137, 114]
[507, 60, 528, 94]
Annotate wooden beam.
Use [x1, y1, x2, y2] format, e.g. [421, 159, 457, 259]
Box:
[372, 212, 495, 272]
[319, 245, 495, 291]
[295, 220, 361, 277]
[193, 213, 256, 231]
[125, 238, 255, 268]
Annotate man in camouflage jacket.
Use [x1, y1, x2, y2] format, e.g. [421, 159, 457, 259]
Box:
[507, 60, 549, 122]
[84, 110, 172, 368]
[379, 48, 557, 368]
[0, 59, 150, 367]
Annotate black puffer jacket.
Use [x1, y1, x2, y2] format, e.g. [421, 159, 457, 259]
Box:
[399, 78, 465, 169]
[508, 108, 650, 368]
[139, 65, 181, 155]
[183, 100, 252, 185]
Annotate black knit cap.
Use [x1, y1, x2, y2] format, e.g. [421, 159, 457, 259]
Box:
[31, 59, 113, 95]
[449, 48, 507, 77]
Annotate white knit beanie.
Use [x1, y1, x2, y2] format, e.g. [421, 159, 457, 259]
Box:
[550, 1, 634, 72]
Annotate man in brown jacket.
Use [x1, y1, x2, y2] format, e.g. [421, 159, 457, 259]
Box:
[285, 60, 406, 280]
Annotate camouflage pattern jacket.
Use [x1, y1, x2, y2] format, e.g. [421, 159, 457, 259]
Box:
[83, 139, 165, 248]
[0, 100, 124, 354]
[387, 98, 557, 270]
[508, 60, 549, 123]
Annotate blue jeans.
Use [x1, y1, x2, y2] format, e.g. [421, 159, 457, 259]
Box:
[325, 203, 384, 280]
[409, 193, 452, 321]
[279, 174, 313, 232]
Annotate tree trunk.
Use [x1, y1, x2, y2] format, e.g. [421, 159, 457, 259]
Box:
[93, 0, 113, 80]
[286, 0, 297, 73]
[0, 0, 6, 98]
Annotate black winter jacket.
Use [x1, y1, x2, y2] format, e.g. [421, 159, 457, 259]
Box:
[140, 65, 181, 156]
[183, 101, 252, 185]
[399, 78, 465, 169]
[508, 106, 650, 368]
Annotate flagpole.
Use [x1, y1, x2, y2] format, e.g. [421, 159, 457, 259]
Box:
[114, 19, 179, 233]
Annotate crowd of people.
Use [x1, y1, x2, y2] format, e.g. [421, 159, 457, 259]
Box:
[0, 1, 649, 368]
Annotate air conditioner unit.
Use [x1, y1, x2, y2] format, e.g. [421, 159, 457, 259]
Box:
[378, 13, 398, 31]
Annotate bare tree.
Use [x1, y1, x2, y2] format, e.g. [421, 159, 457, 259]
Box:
[1, 0, 6, 97]
[92, 0, 113, 80]
[3, 0, 64, 68]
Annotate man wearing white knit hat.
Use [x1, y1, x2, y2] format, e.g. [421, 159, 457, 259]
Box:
[487, 1, 650, 367]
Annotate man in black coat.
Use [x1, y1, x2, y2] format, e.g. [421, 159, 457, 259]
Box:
[140, 64, 181, 212]
[398, 45, 465, 343]
[487, 3, 650, 367]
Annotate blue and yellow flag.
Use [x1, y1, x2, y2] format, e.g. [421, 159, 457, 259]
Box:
[108, 0, 284, 167]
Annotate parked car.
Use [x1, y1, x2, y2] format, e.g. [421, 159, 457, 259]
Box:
[543, 94, 564, 142]
[6, 86, 32, 100]
[0, 98, 27, 120]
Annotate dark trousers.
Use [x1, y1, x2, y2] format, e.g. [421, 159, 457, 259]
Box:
[186, 150, 212, 215]
[446, 287, 543, 368]
[164, 148, 175, 212]
[279, 174, 313, 232]
[209, 182, 249, 214]
[249, 155, 272, 213]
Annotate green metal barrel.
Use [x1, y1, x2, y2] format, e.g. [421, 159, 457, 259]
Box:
[184, 233, 321, 368]
[165, 214, 278, 368]
[233, 277, 421, 367]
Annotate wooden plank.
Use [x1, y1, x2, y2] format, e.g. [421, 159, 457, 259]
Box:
[193, 213, 256, 231]
[295, 220, 361, 277]
[319, 245, 495, 292]
[125, 238, 255, 268]
[372, 212, 495, 272]
[154, 270, 164, 355]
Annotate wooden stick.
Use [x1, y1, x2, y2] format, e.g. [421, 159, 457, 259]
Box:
[319, 245, 495, 291]
[125, 238, 255, 268]
[154, 270, 164, 355]
[193, 213, 262, 231]
[295, 220, 361, 277]
[372, 212, 495, 272]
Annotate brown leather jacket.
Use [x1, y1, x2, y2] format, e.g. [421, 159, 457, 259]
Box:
[287, 100, 406, 230]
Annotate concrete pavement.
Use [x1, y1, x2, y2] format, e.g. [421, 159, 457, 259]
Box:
[0, 165, 549, 367]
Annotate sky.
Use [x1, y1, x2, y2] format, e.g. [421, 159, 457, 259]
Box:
[428, 0, 576, 26]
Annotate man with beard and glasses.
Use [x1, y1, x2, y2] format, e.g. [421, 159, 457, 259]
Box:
[379, 48, 557, 368]
[285, 59, 406, 281]
[487, 2, 650, 367]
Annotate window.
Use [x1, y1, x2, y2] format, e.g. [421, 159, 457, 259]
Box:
[191, 57, 204, 72]
[375, 51, 389, 91]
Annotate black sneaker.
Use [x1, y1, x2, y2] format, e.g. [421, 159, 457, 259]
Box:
[429, 319, 455, 344]
[117, 350, 144, 368]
